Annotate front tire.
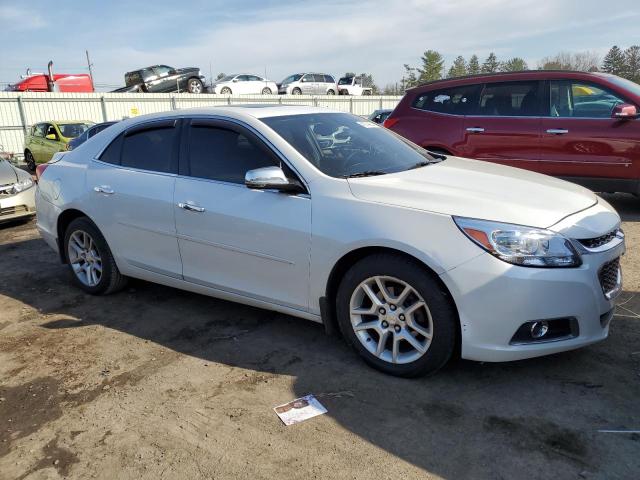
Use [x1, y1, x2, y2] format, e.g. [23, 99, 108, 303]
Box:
[221, 87, 232, 95]
[187, 78, 204, 94]
[336, 254, 457, 377]
[64, 217, 127, 295]
[291, 87, 302, 95]
[261, 87, 272, 94]
[327, 89, 335, 95]
[25, 150, 36, 171]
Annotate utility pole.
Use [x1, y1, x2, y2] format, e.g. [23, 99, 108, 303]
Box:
[86, 50, 95, 91]
[209, 60, 213, 86]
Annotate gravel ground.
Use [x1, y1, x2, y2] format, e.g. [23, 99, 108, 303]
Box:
[0, 194, 639, 480]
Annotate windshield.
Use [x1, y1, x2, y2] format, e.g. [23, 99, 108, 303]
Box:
[261, 113, 441, 178]
[604, 74, 640, 99]
[58, 123, 92, 138]
[281, 74, 303, 84]
[338, 77, 353, 85]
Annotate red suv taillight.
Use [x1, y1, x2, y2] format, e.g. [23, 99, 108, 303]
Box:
[383, 117, 399, 129]
[35, 163, 49, 181]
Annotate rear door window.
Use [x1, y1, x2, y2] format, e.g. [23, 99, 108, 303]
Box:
[324, 75, 335, 83]
[120, 122, 178, 173]
[185, 122, 276, 184]
[413, 85, 480, 115]
[549, 80, 626, 118]
[476, 81, 541, 116]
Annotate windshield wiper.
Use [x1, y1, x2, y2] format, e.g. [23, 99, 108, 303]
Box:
[342, 170, 387, 178]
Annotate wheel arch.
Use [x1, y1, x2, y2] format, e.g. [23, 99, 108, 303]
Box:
[56, 208, 93, 263]
[424, 146, 452, 155]
[322, 246, 461, 354]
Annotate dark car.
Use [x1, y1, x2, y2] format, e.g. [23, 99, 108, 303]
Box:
[368, 109, 393, 124]
[113, 65, 206, 94]
[384, 71, 640, 195]
[66, 122, 117, 151]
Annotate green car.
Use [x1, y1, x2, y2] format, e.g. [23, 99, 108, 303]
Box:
[24, 120, 94, 170]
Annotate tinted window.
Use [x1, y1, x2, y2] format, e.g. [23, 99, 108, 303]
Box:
[550, 80, 626, 118]
[324, 75, 335, 83]
[237, 75, 250, 81]
[33, 124, 45, 137]
[413, 85, 480, 115]
[187, 125, 275, 183]
[121, 125, 177, 173]
[301, 74, 314, 83]
[58, 123, 91, 138]
[282, 74, 303, 83]
[477, 81, 540, 116]
[312, 74, 324, 82]
[99, 134, 123, 165]
[247, 75, 262, 81]
[262, 113, 441, 178]
[153, 65, 173, 77]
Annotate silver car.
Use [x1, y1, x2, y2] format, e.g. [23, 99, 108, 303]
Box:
[278, 73, 337, 95]
[0, 158, 36, 224]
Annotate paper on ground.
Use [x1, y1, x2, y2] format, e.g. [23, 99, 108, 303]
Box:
[274, 394, 327, 426]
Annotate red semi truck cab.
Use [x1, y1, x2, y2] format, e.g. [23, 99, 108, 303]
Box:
[6, 62, 94, 93]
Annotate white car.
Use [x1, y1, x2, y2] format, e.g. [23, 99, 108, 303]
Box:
[338, 76, 373, 96]
[0, 157, 36, 224]
[210, 74, 277, 95]
[35, 106, 625, 377]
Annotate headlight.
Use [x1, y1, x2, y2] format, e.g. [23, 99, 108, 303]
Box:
[454, 217, 581, 268]
[13, 177, 34, 193]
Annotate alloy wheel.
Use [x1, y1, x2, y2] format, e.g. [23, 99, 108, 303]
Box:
[349, 275, 433, 364]
[67, 230, 103, 287]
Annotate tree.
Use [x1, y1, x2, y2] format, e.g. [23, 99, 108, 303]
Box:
[467, 54, 480, 75]
[500, 57, 528, 72]
[538, 51, 600, 71]
[481, 52, 499, 73]
[447, 55, 467, 78]
[602, 46, 626, 75]
[417, 50, 444, 83]
[403, 63, 419, 89]
[215, 73, 226, 80]
[624, 45, 640, 82]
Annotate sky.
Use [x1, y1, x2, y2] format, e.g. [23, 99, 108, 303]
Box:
[1, 0, 639, 90]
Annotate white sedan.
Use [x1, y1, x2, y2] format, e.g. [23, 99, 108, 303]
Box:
[210, 74, 277, 95]
[35, 106, 624, 377]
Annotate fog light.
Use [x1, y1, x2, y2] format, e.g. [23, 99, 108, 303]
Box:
[530, 321, 549, 339]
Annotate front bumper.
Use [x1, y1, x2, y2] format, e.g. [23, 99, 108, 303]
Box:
[0, 187, 36, 223]
[440, 237, 625, 362]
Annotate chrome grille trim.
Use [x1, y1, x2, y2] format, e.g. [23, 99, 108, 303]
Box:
[575, 229, 624, 253]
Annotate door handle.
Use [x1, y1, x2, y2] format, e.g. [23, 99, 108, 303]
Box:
[93, 185, 114, 195]
[466, 127, 485, 133]
[546, 129, 569, 135]
[178, 202, 205, 213]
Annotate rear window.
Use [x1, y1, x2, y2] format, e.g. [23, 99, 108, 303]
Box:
[476, 81, 541, 116]
[413, 85, 480, 115]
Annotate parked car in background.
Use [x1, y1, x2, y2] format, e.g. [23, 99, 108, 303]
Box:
[368, 109, 393, 124]
[338, 76, 372, 95]
[67, 122, 118, 151]
[5, 61, 93, 93]
[384, 71, 640, 195]
[278, 73, 337, 95]
[36, 106, 623, 377]
[24, 121, 93, 170]
[210, 74, 278, 95]
[0, 157, 35, 223]
[113, 65, 206, 94]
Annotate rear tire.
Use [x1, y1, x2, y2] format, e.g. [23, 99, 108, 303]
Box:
[261, 87, 272, 94]
[25, 150, 35, 172]
[63, 217, 127, 295]
[187, 78, 204, 94]
[327, 89, 335, 95]
[221, 87, 232, 95]
[336, 254, 457, 377]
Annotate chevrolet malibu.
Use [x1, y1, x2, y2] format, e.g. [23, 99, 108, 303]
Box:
[35, 106, 625, 377]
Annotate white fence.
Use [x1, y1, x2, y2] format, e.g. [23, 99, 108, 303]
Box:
[0, 92, 402, 156]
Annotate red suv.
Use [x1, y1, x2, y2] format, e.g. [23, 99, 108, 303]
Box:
[384, 71, 640, 195]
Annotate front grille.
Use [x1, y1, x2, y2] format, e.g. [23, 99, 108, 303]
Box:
[0, 205, 27, 217]
[579, 230, 619, 249]
[599, 257, 621, 298]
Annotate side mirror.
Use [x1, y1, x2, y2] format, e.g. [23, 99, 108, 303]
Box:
[245, 166, 304, 193]
[45, 133, 57, 141]
[612, 103, 638, 119]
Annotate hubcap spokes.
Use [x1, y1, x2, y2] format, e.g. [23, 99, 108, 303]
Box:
[68, 231, 102, 287]
[350, 276, 433, 364]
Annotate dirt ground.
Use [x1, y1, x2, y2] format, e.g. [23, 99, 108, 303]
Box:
[0, 194, 639, 480]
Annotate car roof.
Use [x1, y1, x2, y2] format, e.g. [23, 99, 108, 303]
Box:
[409, 70, 616, 91]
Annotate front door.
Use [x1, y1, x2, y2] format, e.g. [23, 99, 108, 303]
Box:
[461, 80, 543, 170]
[300, 74, 316, 95]
[85, 119, 183, 278]
[41, 123, 63, 162]
[174, 118, 311, 311]
[538, 79, 640, 183]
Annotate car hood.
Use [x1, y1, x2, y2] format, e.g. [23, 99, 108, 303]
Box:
[0, 160, 18, 185]
[347, 156, 598, 229]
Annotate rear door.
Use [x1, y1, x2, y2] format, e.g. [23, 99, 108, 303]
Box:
[174, 118, 311, 310]
[85, 119, 183, 277]
[538, 79, 640, 184]
[461, 81, 543, 168]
